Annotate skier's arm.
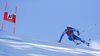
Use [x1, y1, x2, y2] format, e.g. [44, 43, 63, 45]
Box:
[72, 28, 80, 36]
[58, 30, 66, 43]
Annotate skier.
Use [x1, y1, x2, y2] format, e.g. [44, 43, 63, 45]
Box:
[58, 24, 89, 46]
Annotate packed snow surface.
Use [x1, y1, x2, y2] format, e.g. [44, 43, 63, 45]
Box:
[0, 31, 100, 56]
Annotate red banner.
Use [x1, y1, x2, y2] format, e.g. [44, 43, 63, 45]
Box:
[3, 12, 16, 23]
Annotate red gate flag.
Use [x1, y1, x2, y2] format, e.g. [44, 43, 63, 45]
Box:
[3, 12, 16, 23]
[1, 2, 17, 34]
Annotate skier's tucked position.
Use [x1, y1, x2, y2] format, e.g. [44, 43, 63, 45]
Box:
[58, 25, 89, 46]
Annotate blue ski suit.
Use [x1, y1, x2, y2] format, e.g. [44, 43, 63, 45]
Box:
[60, 27, 85, 43]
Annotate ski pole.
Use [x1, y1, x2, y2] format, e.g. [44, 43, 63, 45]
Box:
[80, 24, 96, 34]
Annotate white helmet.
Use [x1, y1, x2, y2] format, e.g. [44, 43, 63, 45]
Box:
[67, 24, 71, 27]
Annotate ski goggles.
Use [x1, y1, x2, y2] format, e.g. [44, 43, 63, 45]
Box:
[67, 27, 71, 29]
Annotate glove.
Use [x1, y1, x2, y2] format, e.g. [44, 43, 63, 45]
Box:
[78, 33, 80, 36]
[58, 40, 61, 43]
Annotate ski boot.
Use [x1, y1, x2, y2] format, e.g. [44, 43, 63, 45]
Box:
[85, 42, 89, 47]
[74, 40, 81, 45]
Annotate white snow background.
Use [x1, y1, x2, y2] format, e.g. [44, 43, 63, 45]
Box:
[90, 40, 100, 50]
[0, 31, 100, 56]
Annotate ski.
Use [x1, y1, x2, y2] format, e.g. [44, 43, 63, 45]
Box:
[76, 42, 81, 45]
[88, 39, 91, 47]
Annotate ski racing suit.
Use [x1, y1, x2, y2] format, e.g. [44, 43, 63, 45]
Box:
[60, 27, 85, 43]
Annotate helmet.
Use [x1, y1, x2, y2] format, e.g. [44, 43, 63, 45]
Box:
[67, 24, 71, 29]
[67, 24, 71, 27]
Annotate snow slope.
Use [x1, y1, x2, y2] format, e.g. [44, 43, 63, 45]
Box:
[0, 31, 100, 56]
